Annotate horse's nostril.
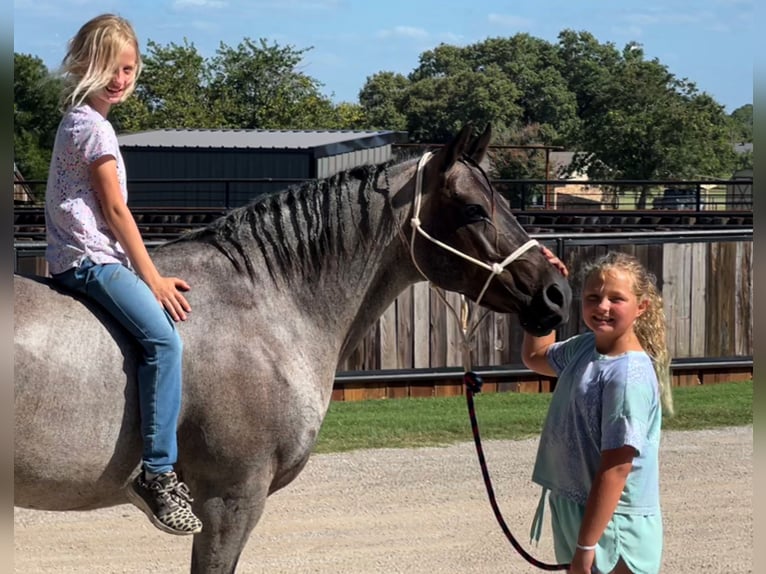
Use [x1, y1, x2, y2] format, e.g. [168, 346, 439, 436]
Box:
[545, 283, 565, 308]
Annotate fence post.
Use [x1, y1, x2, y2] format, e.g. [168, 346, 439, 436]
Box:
[695, 183, 702, 211]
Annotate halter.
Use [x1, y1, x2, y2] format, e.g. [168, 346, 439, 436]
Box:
[407, 151, 538, 361]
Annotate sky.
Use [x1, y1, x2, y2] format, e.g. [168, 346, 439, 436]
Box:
[13, 0, 753, 113]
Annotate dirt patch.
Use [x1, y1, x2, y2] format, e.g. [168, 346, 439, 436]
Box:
[15, 426, 752, 573]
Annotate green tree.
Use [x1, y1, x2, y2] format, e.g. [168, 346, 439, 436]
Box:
[729, 104, 752, 143]
[555, 31, 737, 206]
[403, 65, 521, 142]
[362, 36, 582, 144]
[555, 30, 624, 144]
[123, 39, 222, 130]
[358, 71, 409, 131]
[465, 35, 580, 143]
[109, 94, 154, 133]
[112, 37, 348, 132]
[15, 28, 748, 202]
[208, 38, 333, 129]
[488, 123, 550, 207]
[406, 42, 526, 141]
[14, 53, 62, 186]
[409, 43, 473, 80]
[733, 150, 753, 170]
[327, 102, 369, 130]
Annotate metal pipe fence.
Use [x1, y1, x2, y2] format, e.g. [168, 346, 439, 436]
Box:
[15, 176, 753, 211]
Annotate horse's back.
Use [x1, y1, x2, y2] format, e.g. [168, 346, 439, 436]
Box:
[14, 274, 142, 510]
[14, 273, 135, 380]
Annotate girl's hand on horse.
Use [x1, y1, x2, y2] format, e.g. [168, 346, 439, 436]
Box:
[150, 276, 191, 322]
[540, 245, 568, 278]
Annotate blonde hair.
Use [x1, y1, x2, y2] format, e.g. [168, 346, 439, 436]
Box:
[581, 251, 674, 416]
[59, 14, 142, 110]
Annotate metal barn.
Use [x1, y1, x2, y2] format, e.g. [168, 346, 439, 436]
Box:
[116, 129, 406, 208]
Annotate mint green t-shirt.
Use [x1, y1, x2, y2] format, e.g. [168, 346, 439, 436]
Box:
[531, 332, 661, 515]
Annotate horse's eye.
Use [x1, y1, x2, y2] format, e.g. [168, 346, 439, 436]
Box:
[464, 204, 488, 223]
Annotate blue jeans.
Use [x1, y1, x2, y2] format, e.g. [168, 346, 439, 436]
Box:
[53, 258, 182, 475]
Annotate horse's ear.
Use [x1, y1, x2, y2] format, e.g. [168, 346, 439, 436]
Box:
[466, 123, 492, 164]
[432, 123, 474, 174]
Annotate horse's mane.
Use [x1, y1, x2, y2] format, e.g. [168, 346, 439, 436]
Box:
[172, 160, 408, 283]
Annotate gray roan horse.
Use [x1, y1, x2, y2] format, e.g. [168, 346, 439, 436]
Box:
[14, 124, 571, 573]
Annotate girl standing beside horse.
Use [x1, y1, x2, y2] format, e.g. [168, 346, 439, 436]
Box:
[44, 13, 202, 535]
[523, 248, 673, 574]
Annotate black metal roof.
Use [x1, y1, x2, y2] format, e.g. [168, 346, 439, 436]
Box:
[117, 128, 407, 158]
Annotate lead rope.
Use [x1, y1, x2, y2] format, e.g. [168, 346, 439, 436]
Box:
[408, 152, 569, 571]
[461, 298, 568, 571]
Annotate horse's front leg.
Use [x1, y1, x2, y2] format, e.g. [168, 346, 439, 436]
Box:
[188, 477, 269, 574]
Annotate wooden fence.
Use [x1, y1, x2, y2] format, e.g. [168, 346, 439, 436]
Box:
[14, 231, 752, 400]
[334, 232, 752, 399]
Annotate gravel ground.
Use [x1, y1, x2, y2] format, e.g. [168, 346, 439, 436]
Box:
[14, 426, 752, 573]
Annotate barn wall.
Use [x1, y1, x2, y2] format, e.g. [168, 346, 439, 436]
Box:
[122, 148, 312, 208]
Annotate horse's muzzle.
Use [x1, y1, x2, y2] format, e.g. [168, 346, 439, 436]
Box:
[518, 274, 572, 336]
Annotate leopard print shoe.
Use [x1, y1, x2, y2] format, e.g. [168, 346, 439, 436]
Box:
[126, 470, 203, 535]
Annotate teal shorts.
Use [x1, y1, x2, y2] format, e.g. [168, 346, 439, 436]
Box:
[548, 491, 663, 574]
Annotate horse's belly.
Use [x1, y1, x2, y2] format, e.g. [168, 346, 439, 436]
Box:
[14, 381, 141, 509]
[14, 376, 141, 509]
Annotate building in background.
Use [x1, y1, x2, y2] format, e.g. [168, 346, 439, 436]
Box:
[117, 128, 407, 208]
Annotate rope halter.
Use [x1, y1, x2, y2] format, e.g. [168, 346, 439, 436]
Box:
[407, 151, 539, 368]
[409, 151, 539, 304]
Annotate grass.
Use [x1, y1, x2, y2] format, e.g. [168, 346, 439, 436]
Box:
[313, 380, 752, 454]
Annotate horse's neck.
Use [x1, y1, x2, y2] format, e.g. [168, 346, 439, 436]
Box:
[166, 168, 420, 356]
[303, 179, 419, 345]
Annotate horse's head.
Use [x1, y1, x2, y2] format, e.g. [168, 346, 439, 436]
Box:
[404, 123, 572, 336]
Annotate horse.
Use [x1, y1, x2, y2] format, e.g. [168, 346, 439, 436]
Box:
[14, 123, 571, 573]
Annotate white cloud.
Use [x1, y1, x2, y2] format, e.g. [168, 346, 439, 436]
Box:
[376, 26, 429, 40]
[487, 13, 532, 29]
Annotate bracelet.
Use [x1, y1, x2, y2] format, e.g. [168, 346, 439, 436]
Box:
[576, 543, 597, 551]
